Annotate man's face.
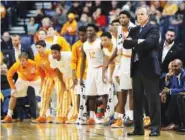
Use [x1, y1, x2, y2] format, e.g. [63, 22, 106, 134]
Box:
[36, 45, 45, 54]
[86, 27, 96, 38]
[38, 31, 47, 40]
[136, 8, 149, 25]
[165, 31, 175, 44]
[12, 36, 20, 47]
[19, 58, 28, 68]
[1, 64, 8, 75]
[3, 32, 10, 42]
[47, 27, 55, 37]
[112, 22, 120, 28]
[172, 61, 181, 75]
[78, 31, 86, 42]
[51, 50, 60, 60]
[101, 36, 111, 48]
[119, 14, 129, 26]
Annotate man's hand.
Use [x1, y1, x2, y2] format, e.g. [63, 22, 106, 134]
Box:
[160, 93, 167, 103]
[162, 87, 170, 94]
[11, 89, 17, 97]
[71, 78, 78, 89]
[165, 72, 173, 81]
[138, 39, 145, 44]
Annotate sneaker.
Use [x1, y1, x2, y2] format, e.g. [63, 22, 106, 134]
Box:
[66, 115, 78, 124]
[55, 117, 65, 124]
[32, 116, 46, 123]
[46, 116, 53, 123]
[1, 116, 12, 123]
[124, 117, 134, 127]
[144, 116, 151, 128]
[111, 118, 123, 128]
[86, 118, 95, 125]
[103, 117, 115, 126]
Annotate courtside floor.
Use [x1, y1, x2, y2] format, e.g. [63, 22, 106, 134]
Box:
[1, 122, 185, 140]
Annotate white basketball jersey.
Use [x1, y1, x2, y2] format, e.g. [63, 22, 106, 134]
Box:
[83, 38, 104, 68]
[49, 52, 72, 78]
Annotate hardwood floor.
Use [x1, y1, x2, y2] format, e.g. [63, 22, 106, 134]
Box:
[1, 122, 185, 140]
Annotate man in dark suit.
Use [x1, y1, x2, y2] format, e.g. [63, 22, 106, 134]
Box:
[122, 6, 161, 136]
[10, 35, 34, 66]
[159, 29, 185, 74]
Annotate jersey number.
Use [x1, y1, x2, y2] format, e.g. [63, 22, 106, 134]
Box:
[89, 52, 95, 58]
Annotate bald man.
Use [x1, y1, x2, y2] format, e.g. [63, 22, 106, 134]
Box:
[160, 59, 185, 130]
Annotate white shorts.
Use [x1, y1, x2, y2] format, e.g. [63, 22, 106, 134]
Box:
[119, 72, 132, 90]
[14, 78, 41, 97]
[85, 67, 109, 96]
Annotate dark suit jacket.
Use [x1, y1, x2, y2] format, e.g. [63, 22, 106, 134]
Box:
[123, 23, 160, 79]
[9, 44, 34, 67]
[166, 69, 185, 95]
[158, 41, 185, 73]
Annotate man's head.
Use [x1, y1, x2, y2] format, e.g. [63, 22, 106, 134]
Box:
[1, 63, 8, 75]
[47, 26, 56, 37]
[86, 23, 98, 39]
[38, 29, 47, 40]
[78, 26, 87, 42]
[136, 6, 150, 26]
[111, 19, 120, 28]
[101, 32, 112, 48]
[165, 29, 176, 44]
[68, 13, 75, 22]
[18, 52, 29, 68]
[11, 35, 21, 47]
[41, 17, 51, 29]
[2, 31, 10, 42]
[119, 10, 131, 27]
[50, 44, 61, 60]
[35, 40, 46, 54]
[172, 59, 183, 75]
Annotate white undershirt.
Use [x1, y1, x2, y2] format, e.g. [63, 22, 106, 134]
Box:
[14, 44, 21, 61]
[162, 41, 174, 62]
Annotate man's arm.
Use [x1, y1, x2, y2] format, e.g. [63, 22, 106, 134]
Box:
[71, 43, 78, 85]
[123, 25, 160, 52]
[170, 77, 185, 95]
[7, 62, 18, 89]
[80, 47, 86, 85]
[55, 68, 67, 90]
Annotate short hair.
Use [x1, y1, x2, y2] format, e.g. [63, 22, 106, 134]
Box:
[11, 34, 20, 40]
[51, 44, 61, 52]
[78, 26, 87, 32]
[38, 29, 47, 34]
[136, 5, 150, 16]
[119, 10, 131, 18]
[101, 32, 112, 39]
[35, 40, 46, 47]
[166, 28, 176, 34]
[86, 23, 99, 32]
[18, 52, 28, 60]
[111, 19, 120, 25]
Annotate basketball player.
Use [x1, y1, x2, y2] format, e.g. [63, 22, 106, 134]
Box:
[49, 44, 75, 123]
[2, 53, 40, 123]
[80, 24, 109, 125]
[32, 41, 66, 123]
[103, 11, 135, 127]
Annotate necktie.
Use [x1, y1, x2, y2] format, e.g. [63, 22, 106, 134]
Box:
[140, 26, 143, 33]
